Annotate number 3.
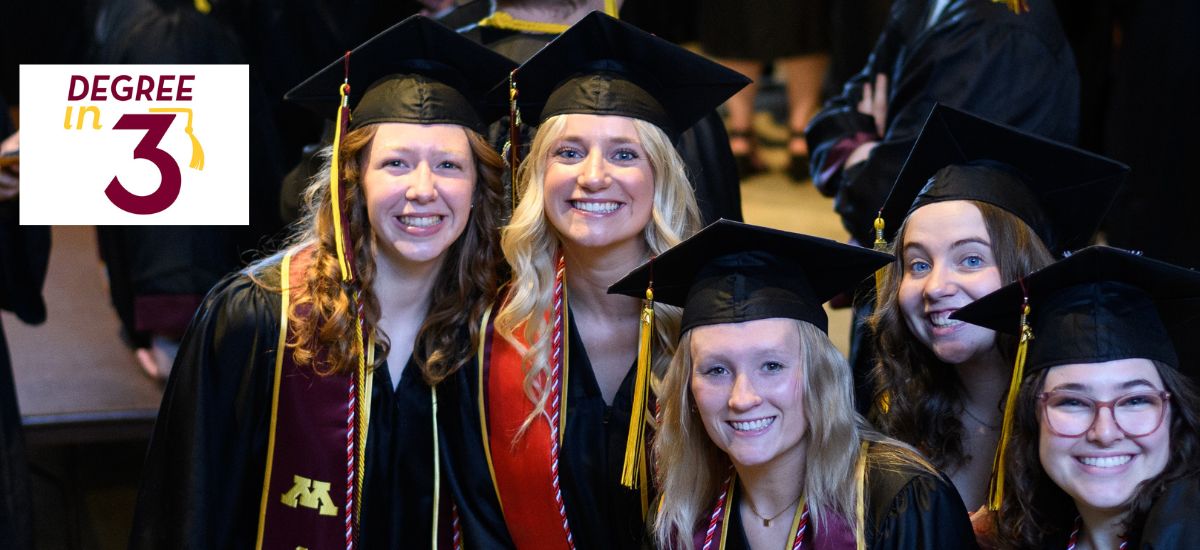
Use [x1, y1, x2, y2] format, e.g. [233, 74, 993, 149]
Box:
[105, 113, 181, 215]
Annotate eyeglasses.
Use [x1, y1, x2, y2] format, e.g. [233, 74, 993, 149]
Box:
[1037, 390, 1171, 438]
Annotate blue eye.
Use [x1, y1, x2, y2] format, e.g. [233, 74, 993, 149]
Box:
[554, 147, 582, 160]
[437, 160, 463, 170]
[384, 159, 408, 169]
[962, 255, 984, 268]
[701, 365, 729, 376]
[613, 149, 639, 161]
[763, 361, 785, 372]
[909, 260, 930, 274]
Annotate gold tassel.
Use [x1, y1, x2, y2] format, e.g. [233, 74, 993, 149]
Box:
[506, 71, 521, 211]
[148, 107, 204, 170]
[621, 287, 654, 490]
[330, 83, 353, 282]
[988, 298, 1033, 511]
[992, 0, 1030, 14]
[193, 0, 212, 14]
[872, 212, 892, 415]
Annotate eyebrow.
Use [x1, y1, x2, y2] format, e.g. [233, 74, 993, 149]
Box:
[558, 135, 641, 146]
[1049, 379, 1160, 392]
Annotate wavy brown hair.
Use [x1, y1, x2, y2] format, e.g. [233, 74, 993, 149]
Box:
[993, 363, 1200, 548]
[251, 123, 504, 384]
[867, 201, 1055, 469]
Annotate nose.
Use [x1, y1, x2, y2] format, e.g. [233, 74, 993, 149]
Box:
[577, 147, 610, 191]
[923, 263, 957, 301]
[727, 373, 763, 412]
[1086, 405, 1125, 446]
[405, 161, 438, 204]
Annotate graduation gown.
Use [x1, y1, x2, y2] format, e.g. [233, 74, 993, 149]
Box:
[700, 458, 977, 550]
[129, 267, 438, 549]
[806, 0, 1080, 246]
[438, 308, 648, 549]
[1131, 476, 1200, 549]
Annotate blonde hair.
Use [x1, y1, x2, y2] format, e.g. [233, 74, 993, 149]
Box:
[654, 319, 934, 549]
[494, 113, 702, 431]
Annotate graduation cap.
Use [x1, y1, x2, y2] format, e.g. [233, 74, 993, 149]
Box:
[950, 246, 1200, 511]
[873, 104, 1129, 255]
[605, 219, 892, 496]
[511, 11, 750, 139]
[285, 15, 517, 134]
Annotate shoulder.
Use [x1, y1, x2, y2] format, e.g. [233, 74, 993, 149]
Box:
[864, 443, 976, 548]
[1140, 475, 1200, 548]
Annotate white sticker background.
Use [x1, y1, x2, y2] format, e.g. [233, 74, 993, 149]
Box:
[19, 65, 249, 225]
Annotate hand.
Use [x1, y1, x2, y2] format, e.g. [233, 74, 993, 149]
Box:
[845, 140, 878, 168]
[0, 130, 18, 202]
[857, 73, 889, 137]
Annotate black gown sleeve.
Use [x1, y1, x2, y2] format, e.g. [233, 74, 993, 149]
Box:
[868, 466, 979, 550]
[128, 272, 280, 549]
[1138, 476, 1200, 549]
[808, 0, 1080, 245]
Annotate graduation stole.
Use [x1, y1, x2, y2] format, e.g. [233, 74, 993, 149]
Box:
[477, 255, 576, 550]
[255, 248, 373, 550]
[701, 443, 871, 550]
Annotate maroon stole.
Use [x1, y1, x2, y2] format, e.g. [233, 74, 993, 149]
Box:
[255, 248, 372, 550]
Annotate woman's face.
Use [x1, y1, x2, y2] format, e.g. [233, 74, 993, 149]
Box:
[897, 201, 1004, 365]
[542, 114, 655, 255]
[1039, 359, 1172, 515]
[690, 318, 808, 470]
[361, 123, 476, 269]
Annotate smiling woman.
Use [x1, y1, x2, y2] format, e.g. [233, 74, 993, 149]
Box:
[954, 247, 1200, 549]
[866, 106, 1128, 512]
[610, 220, 977, 550]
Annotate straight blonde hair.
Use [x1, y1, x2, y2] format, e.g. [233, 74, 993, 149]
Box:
[654, 319, 934, 549]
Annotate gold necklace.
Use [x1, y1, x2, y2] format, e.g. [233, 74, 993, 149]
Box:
[745, 493, 802, 527]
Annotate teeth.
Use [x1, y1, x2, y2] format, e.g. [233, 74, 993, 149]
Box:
[572, 201, 620, 214]
[399, 215, 443, 227]
[1080, 455, 1132, 468]
[730, 417, 775, 432]
[930, 311, 961, 327]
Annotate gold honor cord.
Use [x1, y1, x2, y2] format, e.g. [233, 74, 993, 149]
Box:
[854, 442, 868, 550]
[716, 476, 808, 550]
[477, 0, 618, 34]
[989, 297, 1033, 511]
[476, 305, 504, 512]
[147, 107, 205, 169]
[256, 250, 295, 550]
[354, 328, 373, 528]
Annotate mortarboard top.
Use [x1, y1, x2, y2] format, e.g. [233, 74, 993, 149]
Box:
[285, 15, 517, 133]
[953, 246, 1200, 375]
[512, 11, 750, 139]
[608, 219, 894, 333]
[877, 104, 1128, 254]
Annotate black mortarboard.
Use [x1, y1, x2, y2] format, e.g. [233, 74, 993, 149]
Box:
[512, 11, 750, 139]
[953, 246, 1200, 374]
[953, 246, 1200, 511]
[608, 220, 894, 333]
[285, 15, 517, 133]
[876, 105, 1128, 254]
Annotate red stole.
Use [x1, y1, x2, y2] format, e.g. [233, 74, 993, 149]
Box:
[477, 299, 575, 550]
[255, 248, 372, 550]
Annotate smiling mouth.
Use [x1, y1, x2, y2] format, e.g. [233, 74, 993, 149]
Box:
[728, 417, 776, 432]
[1077, 455, 1133, 468]
[570, 200, 621, 214]
[928, 310, 962, 328]
[398, 214, 444, 228]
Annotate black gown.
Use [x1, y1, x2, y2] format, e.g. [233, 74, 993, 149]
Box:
[711, 458, 977, 549]
[806, 0, 1080, 246]
[1133, 475, 1200, 549]
[0, 94, 43, 550]
[438, 308, 648, 549]
[128, 267, 438, 549]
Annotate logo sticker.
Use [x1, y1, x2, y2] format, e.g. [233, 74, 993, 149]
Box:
[19, 65, 249, 225]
